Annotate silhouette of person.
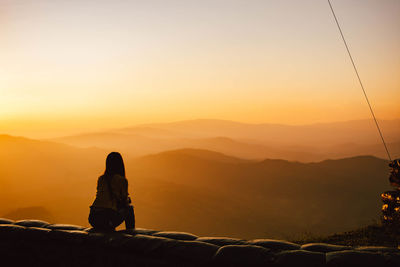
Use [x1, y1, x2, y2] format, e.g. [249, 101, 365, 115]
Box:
[89, 152, 135, 232]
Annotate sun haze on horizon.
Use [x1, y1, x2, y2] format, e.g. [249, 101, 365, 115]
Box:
[1, 0, 399, 138]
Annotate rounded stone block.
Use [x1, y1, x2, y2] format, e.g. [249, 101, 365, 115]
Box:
[301, 243, 352, 253]
[355, 246, 400, 253]
[122, 234, 219, 263]
[86, 232, 108, 245]
[161, 240, 219, 263]
[196, 237, 247, 246]
[152, 231, 198, 241]
[0, 224, 26, 239]
[23, 227, 51, 241]
[103, 232, 133, 248]
[247, 239, 300, 251]
[275, 249, 325, 267]
[121, 234, 178, 258]
[119, 228, 158, 236]
[326, 250, 385, 267]
[0, 218, 15, 224]
[48, 229, 88, 245]
[134, 228, 159, 235]
[213, 245, 273, 266]
[46, 224, 86, 231]
[15, 219, 50, 228]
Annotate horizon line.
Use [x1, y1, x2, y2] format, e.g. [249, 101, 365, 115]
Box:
[18, 116, 400, 140]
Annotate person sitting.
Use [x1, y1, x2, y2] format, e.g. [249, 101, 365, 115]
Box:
[89, 152, 135, 232]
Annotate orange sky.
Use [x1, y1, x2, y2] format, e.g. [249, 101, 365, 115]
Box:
[1, 0, 399, 138]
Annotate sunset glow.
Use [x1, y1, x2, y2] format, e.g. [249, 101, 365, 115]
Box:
[2, 1, 400, 246]
[1, 0, 399, 138]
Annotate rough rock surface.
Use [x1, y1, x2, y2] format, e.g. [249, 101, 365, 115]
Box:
[0, 218, 399, 267]
[248, 239, 301, 251]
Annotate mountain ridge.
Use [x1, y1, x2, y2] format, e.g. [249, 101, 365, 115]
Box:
[0, 133, 393, 239]
[42, 118, 400, 162]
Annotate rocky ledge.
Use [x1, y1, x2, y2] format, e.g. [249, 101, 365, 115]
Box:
[0, 218, 399, 267]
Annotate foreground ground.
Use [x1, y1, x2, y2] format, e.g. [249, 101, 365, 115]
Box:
[293, 223, 400, 247]
[1, 218, 400, 266]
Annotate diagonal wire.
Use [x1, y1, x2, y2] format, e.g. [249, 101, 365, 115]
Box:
[327, 0, 392, 161]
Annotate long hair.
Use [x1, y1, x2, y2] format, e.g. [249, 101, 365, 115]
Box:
[104, 152, 126, 178]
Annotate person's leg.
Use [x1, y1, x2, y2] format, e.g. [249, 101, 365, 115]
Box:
[124, 205, 135, 229]
[108, 209, 124, 230]
[89, 208, 107, 231]
[89, 208, 117, 232]
[88, 207, 97, 228]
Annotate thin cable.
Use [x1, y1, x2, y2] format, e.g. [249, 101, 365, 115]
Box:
[327, 0, 392, 161]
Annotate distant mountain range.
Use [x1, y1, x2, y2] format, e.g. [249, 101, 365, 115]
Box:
[2, 206, 54, 222]
[48, 118, 400, 161]
[0, 134, 392, 239]
[130, 149, 389, 238]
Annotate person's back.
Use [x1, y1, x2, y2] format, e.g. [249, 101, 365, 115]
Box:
[88, 152, 135, 232]
[92, 174, 129, 211]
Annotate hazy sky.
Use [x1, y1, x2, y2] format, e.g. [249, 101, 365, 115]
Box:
[1, 0, 399, 138]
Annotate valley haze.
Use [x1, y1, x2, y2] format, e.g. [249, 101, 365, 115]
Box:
[1, 118, 398, 239]
[1, 0, 400, 251]
[49, 118, 399, 162]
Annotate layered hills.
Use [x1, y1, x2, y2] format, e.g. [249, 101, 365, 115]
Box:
[49, 119, 400, 161]
[0, 133, 391, 239]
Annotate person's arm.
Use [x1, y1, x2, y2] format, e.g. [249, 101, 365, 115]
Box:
[120, 178, 129, 204]
[95, 176, 102, 193]
[113, 175, 129, 204]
